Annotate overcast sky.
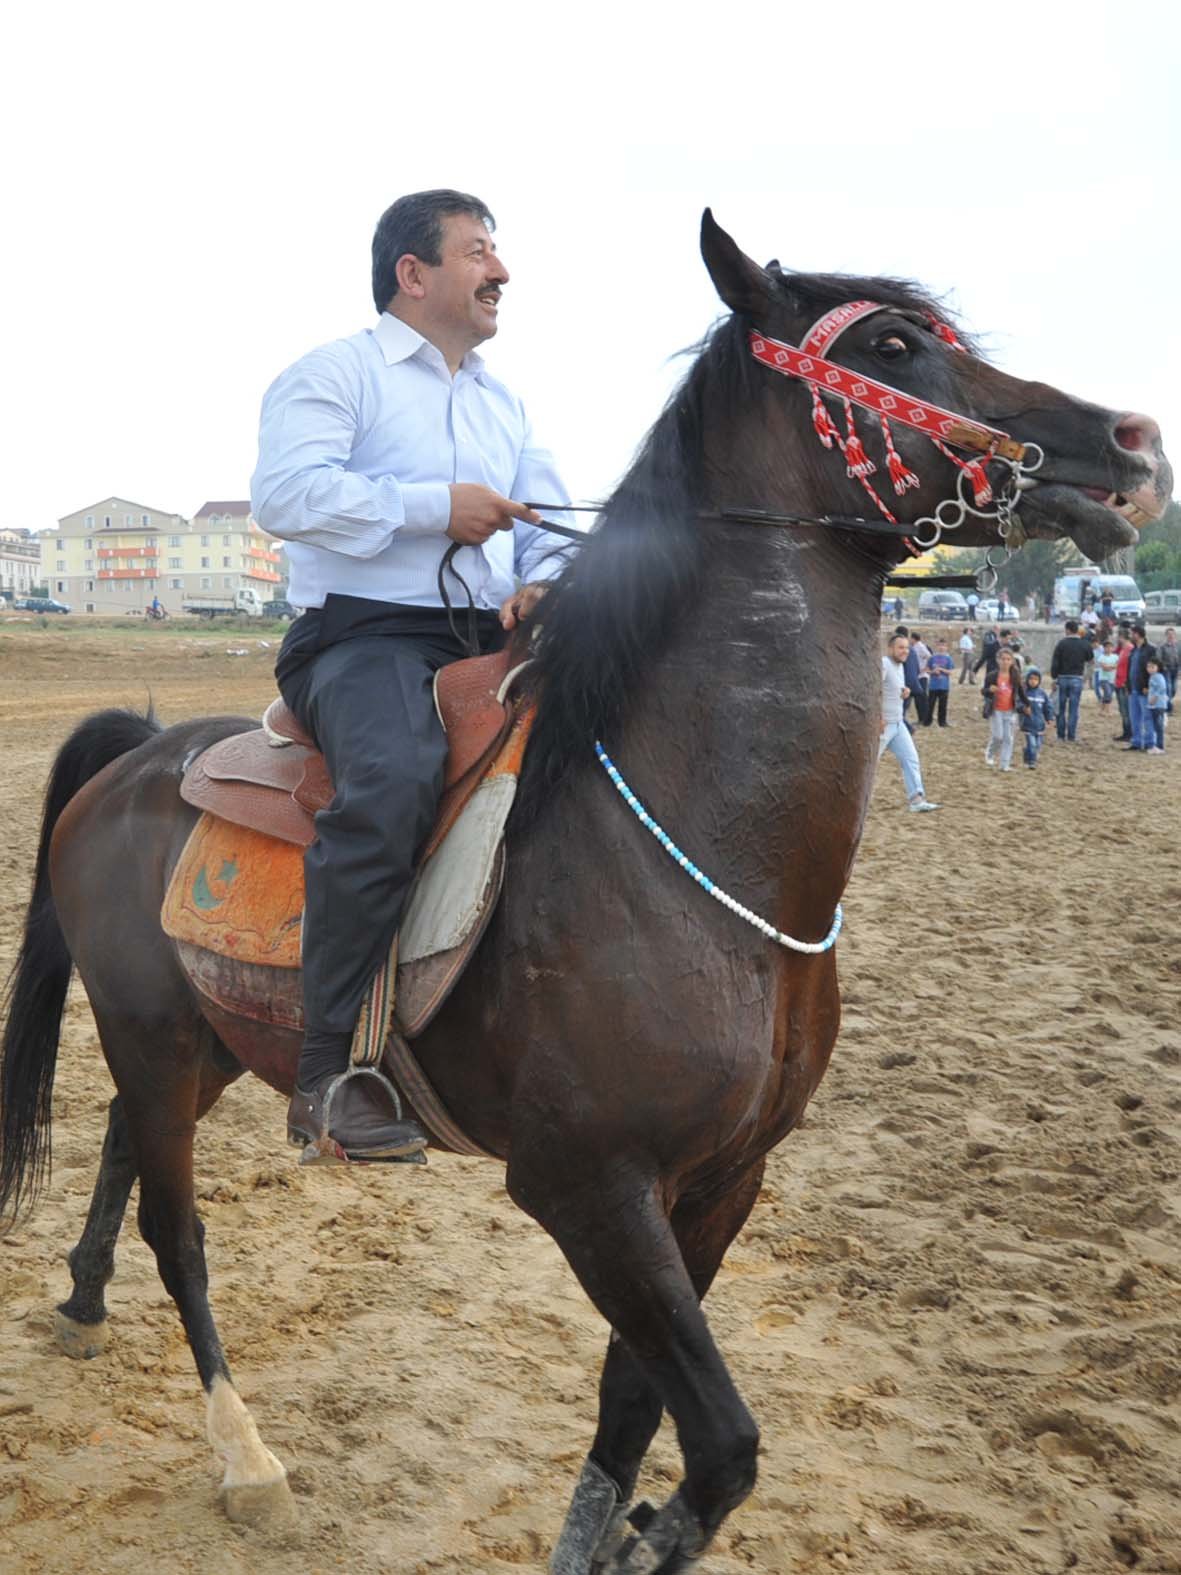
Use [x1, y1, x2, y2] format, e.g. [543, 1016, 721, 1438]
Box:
[4, 0, 1177, 536]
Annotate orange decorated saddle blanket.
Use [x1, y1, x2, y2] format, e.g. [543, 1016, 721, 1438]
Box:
[161, 647, 534, 1039]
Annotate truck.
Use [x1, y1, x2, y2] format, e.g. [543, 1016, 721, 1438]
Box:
[182, 586, 266, 620]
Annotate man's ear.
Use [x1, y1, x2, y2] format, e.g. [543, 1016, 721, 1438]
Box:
[395, 252, 427, 300]
[700, 209, 773, 319]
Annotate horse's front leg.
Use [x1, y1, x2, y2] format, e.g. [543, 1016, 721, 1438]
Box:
[510, 1145, 760, 1575]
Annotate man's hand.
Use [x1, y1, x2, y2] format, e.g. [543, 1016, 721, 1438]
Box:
[500, 582, 548, 631]
[447, 484, 541, 546]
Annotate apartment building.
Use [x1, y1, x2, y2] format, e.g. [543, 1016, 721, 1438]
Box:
[0, 529, 41, 601]
[49, 496, 284, 615]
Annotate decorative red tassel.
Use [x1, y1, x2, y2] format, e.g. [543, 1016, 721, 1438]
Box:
[880, 417, 920, 495]
[964, 459, 993, 507]
[810, 386, 839, 449]
[841, 400, 875, 479]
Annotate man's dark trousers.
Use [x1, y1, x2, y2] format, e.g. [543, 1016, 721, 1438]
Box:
[276, 596, 503, 1041]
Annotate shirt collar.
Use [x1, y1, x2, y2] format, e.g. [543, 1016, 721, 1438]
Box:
[373, 312, 487, 381]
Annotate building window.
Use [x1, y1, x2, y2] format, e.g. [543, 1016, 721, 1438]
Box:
[223, 534, 231, 546]
[200, 556, 210, 568]
[200, 535, 209, 547]
[84, 538, 92, 549]
[86, 580, 94, 592]
[223, 575, 233, 587]
[170, 578, 182, 590]
[124, 514, 133, 526]
[201, 576, 212, 589]
[85, 516, 95, 528]
[84, 559, 93, 571]
[146, 536, 156, 548]
[85, 603, 95, 613]
[56, 559, 66, 572]
[222, 556, 231, 568]
[168, 535, 181, 548]
[142, 515, 151, 527]
[167, 556, 181, 569]
[57, 581, 66, 593]
[103, 516, 111, 528]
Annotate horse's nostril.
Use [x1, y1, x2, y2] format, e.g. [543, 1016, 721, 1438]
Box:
[1114, 413, 1161, 454]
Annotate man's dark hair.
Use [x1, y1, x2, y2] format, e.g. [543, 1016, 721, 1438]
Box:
[893, 624, 909, 637]
[371, 189, 495, 313]
[1064, 618, 1079, 633]
[1133, 622, 1147, 639]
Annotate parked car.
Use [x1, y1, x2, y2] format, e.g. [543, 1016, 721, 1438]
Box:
[916, 590, 969, 621]
[1144, 589, 1181, 619]
[17, 596, 70, 613]
[264, 597, 296, 620]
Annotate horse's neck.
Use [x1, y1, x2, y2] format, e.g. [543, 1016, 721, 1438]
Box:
[606, 521, 882, 933]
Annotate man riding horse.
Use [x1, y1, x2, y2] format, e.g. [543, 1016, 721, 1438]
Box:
[250, 189, 575, 1164]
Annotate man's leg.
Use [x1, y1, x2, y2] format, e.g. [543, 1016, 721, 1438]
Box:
[885, 724, 925, 803]
[280, 633, 456, 1159]
[1127, 690, 1145, 749]
[1115, 686, 1130, 740]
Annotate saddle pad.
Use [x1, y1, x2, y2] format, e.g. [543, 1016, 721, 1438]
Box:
[165, 705, 534, 1027]
[162, 816, 306, 967]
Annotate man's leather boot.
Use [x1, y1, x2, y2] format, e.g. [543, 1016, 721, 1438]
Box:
[288, 1067, 428, 1164]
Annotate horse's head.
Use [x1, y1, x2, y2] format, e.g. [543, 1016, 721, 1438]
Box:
[700, 211, 1172, 564]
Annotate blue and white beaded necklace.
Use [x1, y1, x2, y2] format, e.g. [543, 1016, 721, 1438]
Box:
[594, 742, 842, 955]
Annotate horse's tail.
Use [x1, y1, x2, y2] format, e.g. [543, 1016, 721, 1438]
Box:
[0, 707, 161, 1220]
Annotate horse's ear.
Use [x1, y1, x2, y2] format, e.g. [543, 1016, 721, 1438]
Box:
[700, 209, 772, 319]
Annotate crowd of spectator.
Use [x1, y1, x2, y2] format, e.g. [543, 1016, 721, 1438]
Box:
[879, 615, 1177, 809]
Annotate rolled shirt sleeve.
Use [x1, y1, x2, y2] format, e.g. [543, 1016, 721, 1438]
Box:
[250, 351, 451, 558]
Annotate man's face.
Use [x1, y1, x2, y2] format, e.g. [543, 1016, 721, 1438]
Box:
[889, 636, 909, 662]
[415, 212, 509, 349]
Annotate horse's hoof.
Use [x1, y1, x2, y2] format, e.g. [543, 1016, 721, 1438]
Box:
[220, 1472, 297, 1528]
[55, 1310, 108, 1360]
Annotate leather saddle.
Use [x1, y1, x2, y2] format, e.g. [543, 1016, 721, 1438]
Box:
[180, 645, 531, 854]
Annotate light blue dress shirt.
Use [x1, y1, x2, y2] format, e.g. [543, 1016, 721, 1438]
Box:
[250, 312, 577, 610]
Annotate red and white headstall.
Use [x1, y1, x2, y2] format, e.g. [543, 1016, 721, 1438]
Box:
[749, 301, 1044, 552]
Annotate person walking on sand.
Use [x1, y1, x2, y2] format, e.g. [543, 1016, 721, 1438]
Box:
[983, 646, 1025, 771]
[1019, 667, 1055, 769]
[958, 627, 976, 685]
[880, 632, 940, 812]
[1050, 618, 1093, 743]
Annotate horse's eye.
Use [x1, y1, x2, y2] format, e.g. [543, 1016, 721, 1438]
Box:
[874, 334, 909, 361]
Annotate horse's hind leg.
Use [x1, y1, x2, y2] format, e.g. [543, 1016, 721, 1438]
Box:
[513, 1155, 763, 1575]
[119, 1054, 294, 1527]
[56, 1095, 137, 1358]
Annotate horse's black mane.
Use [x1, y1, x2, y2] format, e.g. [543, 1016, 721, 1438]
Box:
[513, 269, 968, 824]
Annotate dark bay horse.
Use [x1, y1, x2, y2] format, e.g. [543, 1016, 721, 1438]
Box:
[1, 213, 1171, 1572]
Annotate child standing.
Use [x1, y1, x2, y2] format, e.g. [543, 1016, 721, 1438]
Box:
[1094, 638, 1118, 716]
[1020, 667, 1056, 768]
[983, 647, 1025, 771]
[1146, 658, 1169, 754]
[926, 636, 955, 726]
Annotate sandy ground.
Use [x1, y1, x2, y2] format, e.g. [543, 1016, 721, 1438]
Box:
[0, 624, 1179, 1575]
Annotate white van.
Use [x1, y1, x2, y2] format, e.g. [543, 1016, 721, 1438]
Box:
[1053, 572, 1145, 621]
